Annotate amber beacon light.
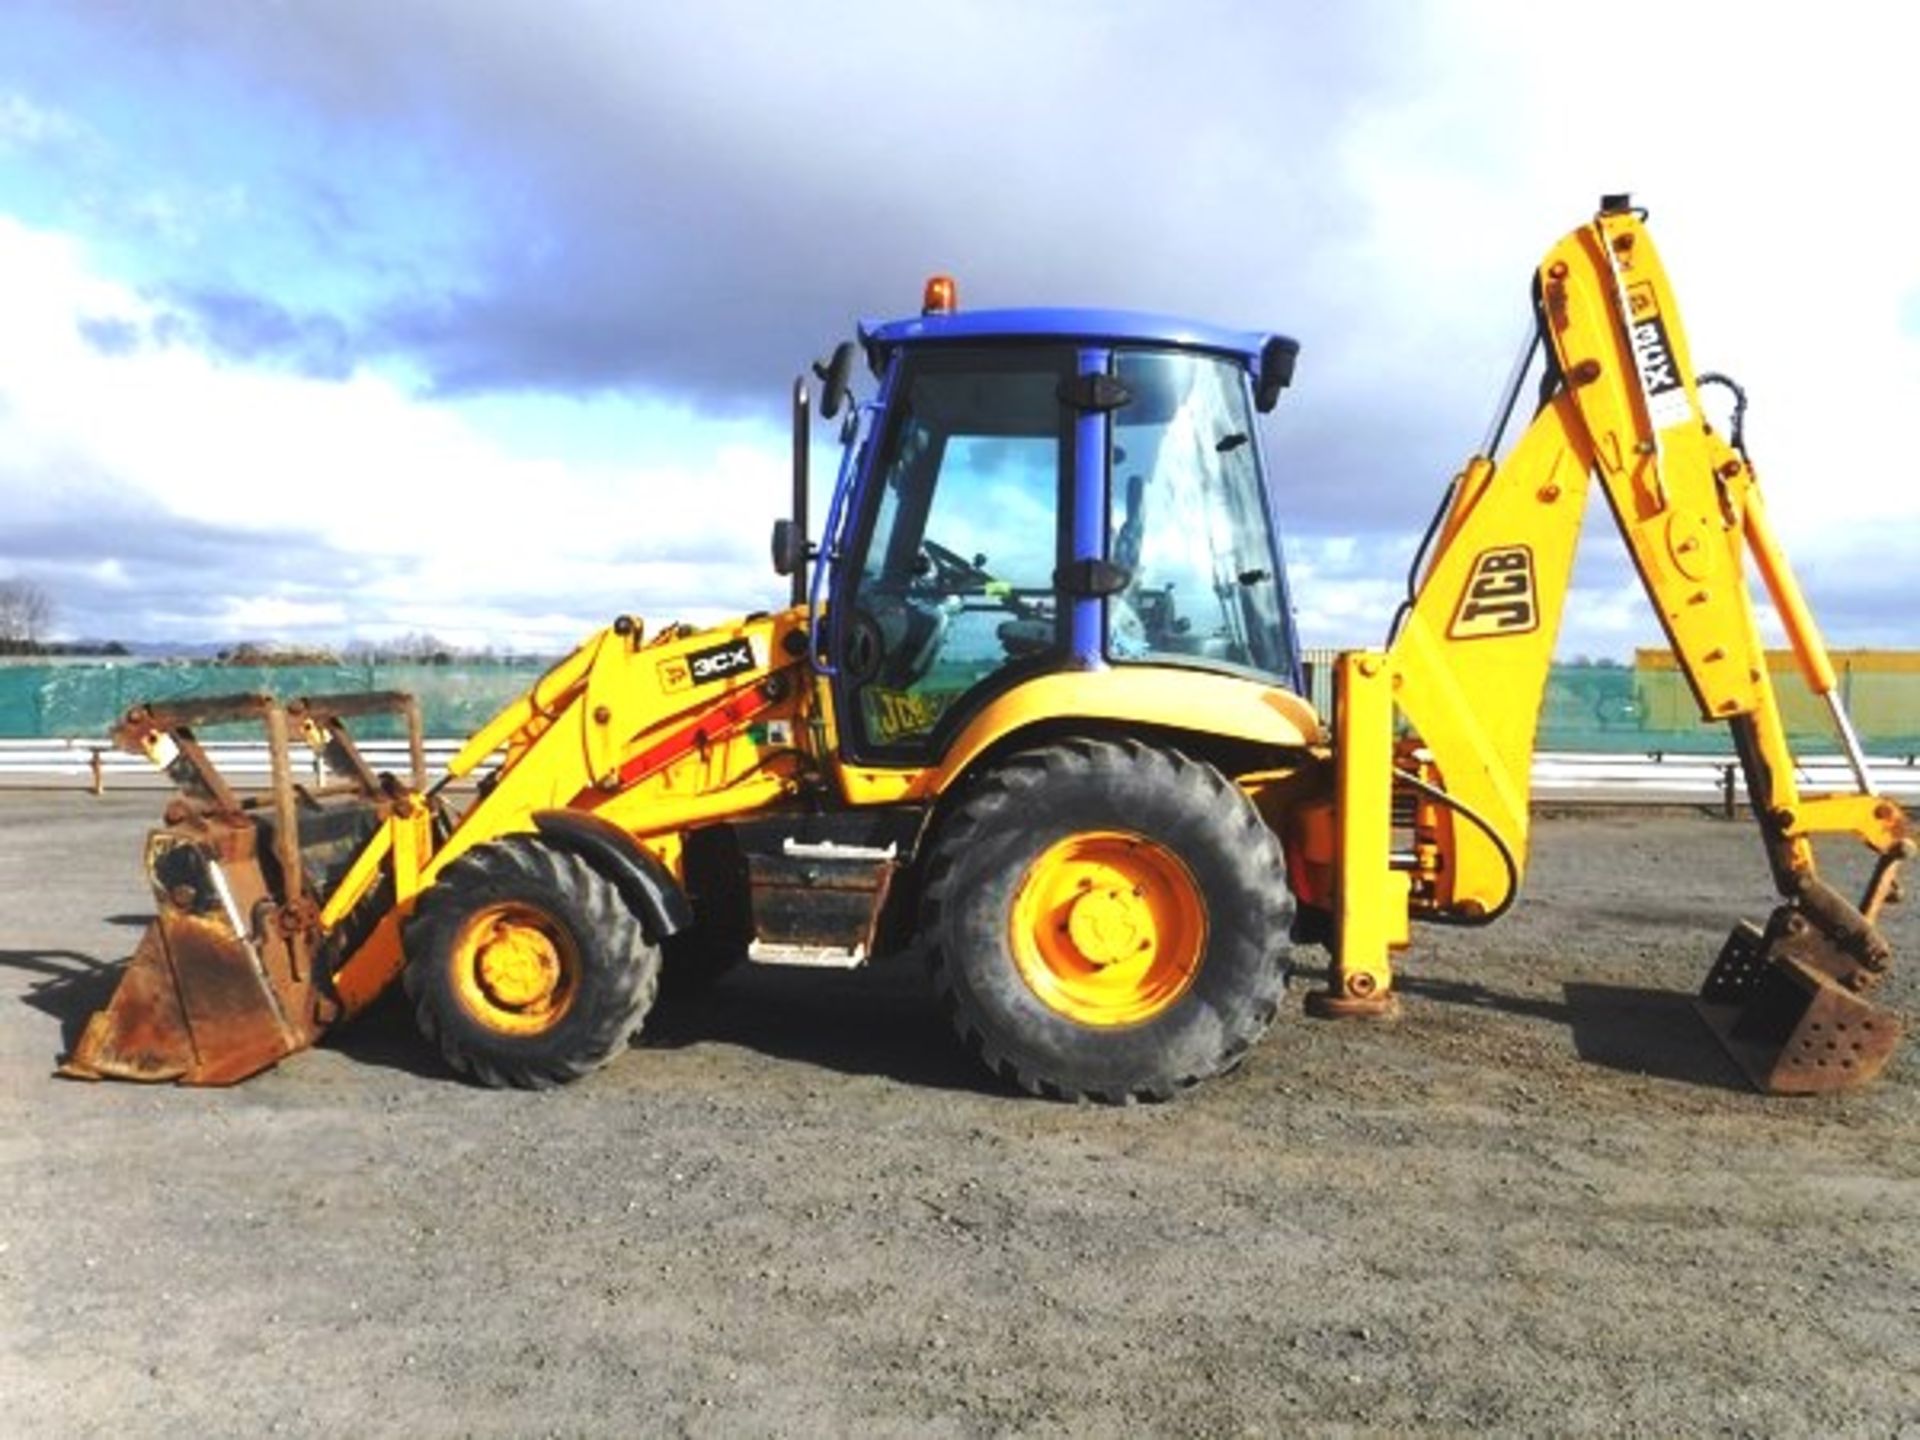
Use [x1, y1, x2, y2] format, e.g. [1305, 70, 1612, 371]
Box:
[921, 274, 958, 315]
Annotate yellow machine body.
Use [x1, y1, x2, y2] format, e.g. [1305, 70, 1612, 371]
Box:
[65, 201, 1909, 1098]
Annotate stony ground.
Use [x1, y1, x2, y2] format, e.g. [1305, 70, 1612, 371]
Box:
[2, 793, 1916, 1437]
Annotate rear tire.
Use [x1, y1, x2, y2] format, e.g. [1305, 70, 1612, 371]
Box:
[403, 836, 660, 1088]
[920, 738, 1292, 1103]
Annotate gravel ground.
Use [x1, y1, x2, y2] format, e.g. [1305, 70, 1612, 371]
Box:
[2, 792, 1916, 1437]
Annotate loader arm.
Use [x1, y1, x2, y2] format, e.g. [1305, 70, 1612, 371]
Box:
[1321, 198, 1911, 1091]
[318, 608, 817, 1015]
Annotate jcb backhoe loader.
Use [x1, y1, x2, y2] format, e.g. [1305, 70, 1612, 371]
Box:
[64, 197, 1911, 1099]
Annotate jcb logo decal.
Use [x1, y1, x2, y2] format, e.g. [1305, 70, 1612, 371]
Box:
[657, 658, 692, 692]
[1449, 546, 1538, 639]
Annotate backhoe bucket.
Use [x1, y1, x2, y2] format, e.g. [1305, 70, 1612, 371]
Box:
[1697, 917, 1903, 1095]
[59, 691, 426, 1086]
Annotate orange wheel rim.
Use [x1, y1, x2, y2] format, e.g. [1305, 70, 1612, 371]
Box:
[449, 902, 579, 1036]
[1009, 831, 1206, 1026]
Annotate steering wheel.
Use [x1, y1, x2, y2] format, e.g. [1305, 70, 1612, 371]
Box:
[918, 539, 993, 593]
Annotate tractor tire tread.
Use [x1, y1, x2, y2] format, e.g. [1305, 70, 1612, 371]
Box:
[921, 738, 1292, 1104]
[403, 836, 659, 1089]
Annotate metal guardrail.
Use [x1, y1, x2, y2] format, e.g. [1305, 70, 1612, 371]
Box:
[1530, 751, 1920, 808]
[2, 739, 1915, 806]
[0, 738, 468, 791]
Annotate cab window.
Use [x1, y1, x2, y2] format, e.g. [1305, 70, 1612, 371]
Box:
[1107, 350, 1292, 680]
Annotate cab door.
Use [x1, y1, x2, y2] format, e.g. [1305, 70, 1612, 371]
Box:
[830, 346, 1076, 764]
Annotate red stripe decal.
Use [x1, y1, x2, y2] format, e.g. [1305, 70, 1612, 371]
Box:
[613, 684, 777, 789]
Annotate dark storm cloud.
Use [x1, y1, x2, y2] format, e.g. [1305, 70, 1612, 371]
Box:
[64, 0, 1507, 550]
[0, 489, 398, 644]
[160, 286, 356, 380]
[65, 5, 1413, 419]
[77, 289, 357, 379]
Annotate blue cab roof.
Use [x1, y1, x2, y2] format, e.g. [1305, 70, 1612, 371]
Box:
[861, 307, 1284, 368]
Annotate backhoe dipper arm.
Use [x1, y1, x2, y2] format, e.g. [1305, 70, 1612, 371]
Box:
[1322, 199, 1910, 1089]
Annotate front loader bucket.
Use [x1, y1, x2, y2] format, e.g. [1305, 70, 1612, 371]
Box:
[61, 820, 336, 1085]
[60, 690, 428, 1086]
[62, 900, 320, 1086]
[1697, 918, 1904, 1095]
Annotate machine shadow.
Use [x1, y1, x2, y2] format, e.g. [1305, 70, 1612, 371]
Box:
[1294, 955, 1749, 1092]
[1559, 981, 1749, 1091]
[0, 947, 129, 1051]
[640, 957, 1021, 1099]
[329, 953, 1011, 1095]
[5, 943, 1745, 1097]
[320, 987, 462, 1083]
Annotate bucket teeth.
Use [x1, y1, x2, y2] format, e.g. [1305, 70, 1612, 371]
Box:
[1697, 914, 1903, 1095]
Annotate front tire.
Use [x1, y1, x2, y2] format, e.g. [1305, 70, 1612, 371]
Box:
[920, 738, 1293, 1102]
[403, 837, 660, 1088]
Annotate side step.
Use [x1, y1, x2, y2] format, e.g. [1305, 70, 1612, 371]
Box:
[747, 940, 868, 969]
[742, 837, 897, 970]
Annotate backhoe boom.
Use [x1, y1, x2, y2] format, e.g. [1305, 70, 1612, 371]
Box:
[1321, 198, 1911, 1091]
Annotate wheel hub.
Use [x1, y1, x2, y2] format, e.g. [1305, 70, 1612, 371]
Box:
[1065, 886, 1156, 967]
[475, 922, 562, 1011]
[450, 901, 580, 1035]
[1010, 831, 1206, 1027]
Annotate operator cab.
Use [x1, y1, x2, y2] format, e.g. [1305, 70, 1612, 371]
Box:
[786, 283, 1303, 763]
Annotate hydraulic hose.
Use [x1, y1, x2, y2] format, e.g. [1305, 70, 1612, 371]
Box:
[1392, 766, 1521, 927]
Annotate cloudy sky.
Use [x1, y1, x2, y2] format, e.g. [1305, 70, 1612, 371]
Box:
[0, 0, 1913, 657]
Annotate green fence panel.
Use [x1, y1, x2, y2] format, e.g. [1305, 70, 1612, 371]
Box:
[3, 655, 1915, 754]
[0, 662, 544, 741]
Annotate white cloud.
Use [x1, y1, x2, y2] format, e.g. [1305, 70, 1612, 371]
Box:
[1334, 2, 1920, 546]
[2, 1, 1913, 662]
[0, 92, 75, 150]
[0, 217, 792, 649]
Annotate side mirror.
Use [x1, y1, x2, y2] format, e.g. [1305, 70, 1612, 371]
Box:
[1255, 336, 1300, 413]
[770, 518, 806, 577]
[815, 342, 858, 421]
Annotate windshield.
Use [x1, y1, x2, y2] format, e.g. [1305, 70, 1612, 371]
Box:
[1107, 350, 1292, 680]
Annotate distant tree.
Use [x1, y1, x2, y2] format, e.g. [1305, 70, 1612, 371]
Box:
[0, 579, 53, 654]
[347, 631, 457, 664]
[217, 641, 343, 667]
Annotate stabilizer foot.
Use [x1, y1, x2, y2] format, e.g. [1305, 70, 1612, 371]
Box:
[1304, 989, 1401, 1020]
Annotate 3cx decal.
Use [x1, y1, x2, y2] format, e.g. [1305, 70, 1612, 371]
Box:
[1625, 281, 1692, 430]
[660, 638, 757, 691]
[687, 638, 757, 685]
[1449, 546, 1538, 639]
